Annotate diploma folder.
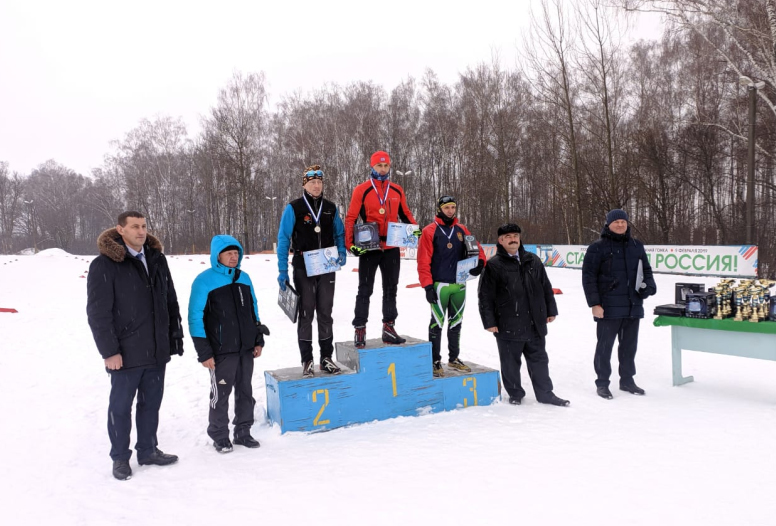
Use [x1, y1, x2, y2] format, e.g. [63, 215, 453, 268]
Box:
[278, 281, 300, 323]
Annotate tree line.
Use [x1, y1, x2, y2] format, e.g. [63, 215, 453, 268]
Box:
[2, 0, 775, 276]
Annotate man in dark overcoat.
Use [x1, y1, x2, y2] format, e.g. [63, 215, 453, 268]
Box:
[87, 211, 183, 480]
[478, 223, 569, 407]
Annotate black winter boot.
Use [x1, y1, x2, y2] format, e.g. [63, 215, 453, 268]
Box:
[138, 448, 178, 466]
[354, 326, 366, 348]
[112, 460, 132, 481]
[234, 435, 260, 448]
[597, 386, 614, 399]
[213, 438, 233, 453]
[540, 393, 570, 407]
[382, 321, 406, 345]
[620, 383, 645, 395]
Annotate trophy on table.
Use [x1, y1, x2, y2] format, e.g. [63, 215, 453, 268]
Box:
[723, 279, 736, 317]
[749, 284, 761, 322]
[713, 285, 724, 320]
[734, 286, 745, 321]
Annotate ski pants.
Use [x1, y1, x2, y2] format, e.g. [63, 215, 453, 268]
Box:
[428, 281, 467, 363]
[208, 352, 255, 441]
[293, 265, 336, 362]
[593, 317, 640, 388]
[352, 247, 400, 326]
[496, 335, 554, 402]
[107, 364, 166, 461]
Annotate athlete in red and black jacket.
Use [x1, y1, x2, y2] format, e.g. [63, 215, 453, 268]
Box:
[345, 150, 419, 347]
[417, 195, 486, 377]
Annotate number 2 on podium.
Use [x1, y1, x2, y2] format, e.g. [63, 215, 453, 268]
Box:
[387, 363, 397, 397]
[312, 389, 330, 426]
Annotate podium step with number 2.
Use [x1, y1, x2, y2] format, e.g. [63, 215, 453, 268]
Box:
[264, 336, 501, 433]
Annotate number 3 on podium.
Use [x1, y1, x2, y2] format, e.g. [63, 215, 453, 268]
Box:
[312, 389, 330, 426]
[463, 377, 478, 407]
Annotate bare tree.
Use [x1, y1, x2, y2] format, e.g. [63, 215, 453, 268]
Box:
[523, 0, 586, 242]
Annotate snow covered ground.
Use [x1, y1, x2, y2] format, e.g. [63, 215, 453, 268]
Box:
[1, 250, 775, 525]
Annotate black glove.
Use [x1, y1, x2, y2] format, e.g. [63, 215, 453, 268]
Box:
[170, 338, 184, 356]
[350, 245, 367, 257]
[255, 323, 270, 347]
[469, 259, 484, 276]
[425, 285, 438, 304]
[638, 285, 655, 299]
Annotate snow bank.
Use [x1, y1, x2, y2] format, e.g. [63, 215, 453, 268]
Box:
[35, 247, 72, 257]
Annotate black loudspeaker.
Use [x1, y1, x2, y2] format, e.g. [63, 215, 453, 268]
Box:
[685, 292, 717, 319]
[675, 283, 704, 304]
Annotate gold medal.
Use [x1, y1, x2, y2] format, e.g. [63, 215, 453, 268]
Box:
[379, 208, 385, 215]
[314, 226, 321, 233]
[447, 243, 453, 249]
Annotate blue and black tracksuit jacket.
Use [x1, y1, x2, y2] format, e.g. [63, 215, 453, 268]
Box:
[188, 235, 262, 362]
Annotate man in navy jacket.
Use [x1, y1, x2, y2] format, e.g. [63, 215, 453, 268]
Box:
[582, 209, 657, 399]
[87, 211, 183, 481]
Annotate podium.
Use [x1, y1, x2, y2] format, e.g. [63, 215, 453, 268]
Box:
[265, 336, 501, 433]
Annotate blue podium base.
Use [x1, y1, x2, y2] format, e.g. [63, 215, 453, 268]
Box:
[265, 336, 501, 433]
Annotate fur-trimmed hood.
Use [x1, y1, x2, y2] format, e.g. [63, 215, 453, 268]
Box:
[97, 227, 164, 262]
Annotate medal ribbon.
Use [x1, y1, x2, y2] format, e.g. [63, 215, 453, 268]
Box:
[302, 193, 322, 227]
[369, 178, 391, 211]
[440, 225, 455, 245]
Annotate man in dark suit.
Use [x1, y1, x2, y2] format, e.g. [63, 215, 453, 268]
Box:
[87, 211, 184, 480]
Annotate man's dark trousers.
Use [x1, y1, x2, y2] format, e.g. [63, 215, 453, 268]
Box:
[496, 336, 553, 402]
[208, 352, 255, 441]
[594, 318, 640, 387]
[353, 248, 400, 326]
[293, 266, 336, 362]
[108, 364, 166, 461]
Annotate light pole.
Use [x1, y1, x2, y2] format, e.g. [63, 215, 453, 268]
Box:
[265, 196, 278, 251]
[23, 199, 36, 253]
[739, 76, 765, 245]
[186, 209, 196, 253]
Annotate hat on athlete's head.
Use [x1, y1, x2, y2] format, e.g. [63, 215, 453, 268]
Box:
[302, 165, 324, 186]
[219, 245, 240, 255]
[437, 195, 456, 210]
[370, 151, 390, 167]
[497, 223, 521, 236]
[605, 209, 629, 225]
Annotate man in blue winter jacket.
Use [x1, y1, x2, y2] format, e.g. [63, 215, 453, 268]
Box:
[582, 209, 657, 400]
[188, 235, 269, 453]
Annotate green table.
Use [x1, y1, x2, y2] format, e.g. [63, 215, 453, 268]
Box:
[654, 316, 776, 386]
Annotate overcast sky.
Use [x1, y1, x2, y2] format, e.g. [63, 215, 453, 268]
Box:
[0, 0, 660, 177]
